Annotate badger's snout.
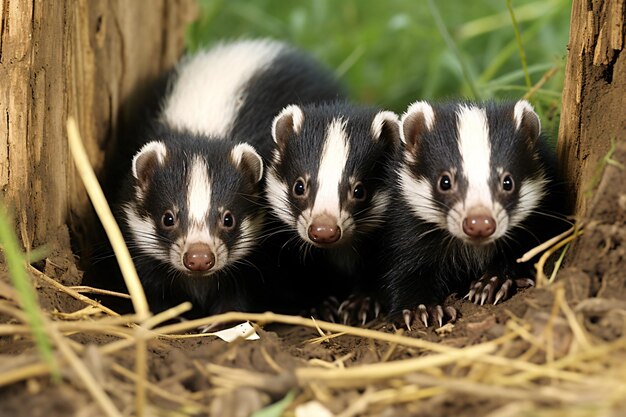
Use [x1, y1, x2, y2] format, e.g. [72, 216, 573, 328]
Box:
[308, 213, 341, 244]
[183, 243, 216, 272]
[462, 207, 496, 240]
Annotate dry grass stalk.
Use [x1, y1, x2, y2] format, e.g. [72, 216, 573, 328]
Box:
[28, 265, 120, 317]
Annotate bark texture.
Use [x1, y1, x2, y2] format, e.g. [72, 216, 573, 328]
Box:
[0, 0, 196, 250]
[558, 0, 626, 217]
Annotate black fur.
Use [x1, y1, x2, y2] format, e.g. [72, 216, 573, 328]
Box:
[381, 100, 569, 316]
[83, 40, 345, 317]
[265, 101, 400, 313]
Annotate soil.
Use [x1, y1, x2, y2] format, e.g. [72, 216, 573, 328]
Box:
[1, 144, 625, 417]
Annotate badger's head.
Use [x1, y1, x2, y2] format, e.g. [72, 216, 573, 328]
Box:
[398, 99, 548, 246]
[123, 136, 264, 277]
[266, 103, 400, 249]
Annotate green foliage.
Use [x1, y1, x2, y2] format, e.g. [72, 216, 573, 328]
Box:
[187, 0, 571, 135]
[250, 390, 296, 417]
[0, 202, 59, 379]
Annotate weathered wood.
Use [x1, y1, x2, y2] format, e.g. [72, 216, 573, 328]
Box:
[0, 0, 196, 250]
[558, 0, 626, 217]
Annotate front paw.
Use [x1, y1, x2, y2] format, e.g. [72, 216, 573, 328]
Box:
[401, 304, 458, 330]
[303, 294, 382, 326]
[466, 274, 534, 305]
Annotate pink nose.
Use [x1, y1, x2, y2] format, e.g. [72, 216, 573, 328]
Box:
[183, 243, 215, 272]
[462, 208, 496, 238]
[308, 214, 341, 244]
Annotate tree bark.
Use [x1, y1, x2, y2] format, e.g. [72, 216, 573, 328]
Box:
[558, 0, 626, 218]
[0, 0, 196, 250]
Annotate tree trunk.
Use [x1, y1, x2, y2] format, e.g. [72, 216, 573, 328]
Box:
[557, 0, 626, 218]
[0, 0, 196, 251]
[558, 0, 626, 305]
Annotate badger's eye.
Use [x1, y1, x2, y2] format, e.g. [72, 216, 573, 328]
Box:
[353, 182, 366, 200]
[293, 178, 307, 197]
[502, 173, 515, 192]
[438, 173, 453, 192]
[162, 211, 176, 228]
[222, 211, 235, 230]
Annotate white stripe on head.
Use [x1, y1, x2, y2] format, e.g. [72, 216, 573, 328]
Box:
[187, 156, 212, 225]
[456, 104, 492, 209]
[161, 39, 284, 137]
[398, 165, 446, 228]
[311, 118, 350, 217]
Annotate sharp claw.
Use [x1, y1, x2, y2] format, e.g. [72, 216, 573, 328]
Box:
[341, 310, 350, 325]
[444, 306, 458, 323]
[374, 301, 381, 319]
[515, 278, 535, 288]
[402, 309, 412, 331]
[479, 287, 489, 305]
[434, 305, 443, 328]
[493, 289, 504, 305]
[338, 299, 350, 314]
[418, 304, 428, 327]
[360, 311, 367, 326]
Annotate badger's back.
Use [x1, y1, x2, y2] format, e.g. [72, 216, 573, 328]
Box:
[160, 39, 345, 159]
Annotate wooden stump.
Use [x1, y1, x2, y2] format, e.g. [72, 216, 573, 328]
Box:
[0, 0, 196, 250]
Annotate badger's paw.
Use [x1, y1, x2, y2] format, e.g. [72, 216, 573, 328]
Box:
[304, 294, 381, 326]
[402, 304, 458, 330]
[466, 274, 534, 305]
[337, 294, 382, 326]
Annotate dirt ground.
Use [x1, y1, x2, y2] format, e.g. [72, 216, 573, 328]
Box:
[1, 143, 625, 417]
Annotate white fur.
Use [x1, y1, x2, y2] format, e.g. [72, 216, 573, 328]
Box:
[456, 104, 492, 210]
[132, 141, 167, 181]
[230, 143, 264, 183]
[400, 101, 435, 144]
[265, 168, 295, 227]
[228, 214, 264, 263]
[172, 227, 227, 275]
[122, 204, 168, 260]
[398, 165, 446, 228]
[370, 111, 399, 141]
[509, 177, 547, 229]
[161, 39, 285, 137]
[311, 118, 350, 218]
[513, 99, 540, 132]
[187, 156, 212, 224]
[272, 104, 304, 143]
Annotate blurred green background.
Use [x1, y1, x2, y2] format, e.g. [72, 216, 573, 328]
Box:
[187, 0, 571, 136]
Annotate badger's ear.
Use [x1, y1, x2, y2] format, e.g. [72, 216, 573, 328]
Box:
[513, 100, 541, 143]
[400, 101, 435, 155]
[231, 143, 264, 184]
[371, 110, 400, 147]
[272, 104, 304, 150]
[132, 141, 167, 190]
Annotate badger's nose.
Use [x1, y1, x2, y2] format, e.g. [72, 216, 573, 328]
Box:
[183, 243, 215, 272]
[308, 214, 341, 244]
[463, 208, 496, 238]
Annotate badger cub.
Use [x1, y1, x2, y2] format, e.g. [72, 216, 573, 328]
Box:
[381, 100, 569, 328]
[265, 102, 400, 322]
[114, 39, 344, 317]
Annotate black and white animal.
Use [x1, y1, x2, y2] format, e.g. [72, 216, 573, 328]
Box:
[380, 99, 569, 328]
[264, 102, 401, 321]
[112, 39, 344, 317]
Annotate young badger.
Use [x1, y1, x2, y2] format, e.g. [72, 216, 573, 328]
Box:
[381, 99, 568, 328]
[117, 39, 344, 316]
[265, 102, 401, 322]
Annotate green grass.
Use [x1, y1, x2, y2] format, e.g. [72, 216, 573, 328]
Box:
[0, 202, 59, 380]
[187, 0, 571, 136]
